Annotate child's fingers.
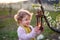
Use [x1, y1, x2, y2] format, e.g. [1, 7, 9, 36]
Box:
[34, 26, 40, 32]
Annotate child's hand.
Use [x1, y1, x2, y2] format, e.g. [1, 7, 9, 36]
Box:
[34, 24, 43, 34]
[36, 23, 44, 32]
[34, 26, 41, 34]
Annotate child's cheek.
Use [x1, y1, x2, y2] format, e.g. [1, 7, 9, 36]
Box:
[23, 21, 27, 24]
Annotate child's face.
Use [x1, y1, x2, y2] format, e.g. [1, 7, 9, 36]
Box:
[21, 15, 31, 27]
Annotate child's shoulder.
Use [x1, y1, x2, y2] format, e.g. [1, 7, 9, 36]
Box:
[17, 26, 24, 31]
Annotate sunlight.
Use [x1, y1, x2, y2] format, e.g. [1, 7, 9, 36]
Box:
[0, 0, 28, 3]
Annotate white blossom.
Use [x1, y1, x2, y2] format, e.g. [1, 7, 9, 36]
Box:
[44, 11, 49, 16]
[47, 16, 52, 21]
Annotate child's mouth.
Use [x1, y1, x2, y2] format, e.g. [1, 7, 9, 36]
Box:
[26, 23, 30, 25]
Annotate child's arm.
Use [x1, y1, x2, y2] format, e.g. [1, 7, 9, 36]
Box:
[17, 26, 37, 40]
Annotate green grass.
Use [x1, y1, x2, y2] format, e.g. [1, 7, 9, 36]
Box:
[0, 31, 18, 40]
[0, 18, 18, 40]
[0, 8, 17, 16]
[0, 8, 18, 40]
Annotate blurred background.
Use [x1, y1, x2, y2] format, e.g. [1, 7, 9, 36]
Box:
[0, 0, 60, 40]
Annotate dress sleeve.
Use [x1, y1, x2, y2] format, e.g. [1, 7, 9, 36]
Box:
[17, 26, 37, 40]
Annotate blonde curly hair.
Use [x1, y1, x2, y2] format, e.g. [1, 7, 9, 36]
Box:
[14, 9, 33, 24]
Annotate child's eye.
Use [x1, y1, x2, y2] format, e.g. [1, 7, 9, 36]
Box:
[25, 18, 30, 21]
[25, 19, 28, 21]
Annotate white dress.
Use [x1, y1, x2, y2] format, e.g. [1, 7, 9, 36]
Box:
[17, 25, 37, 40]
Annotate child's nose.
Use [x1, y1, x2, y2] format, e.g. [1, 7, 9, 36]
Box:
[28, 20, 30, 23]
